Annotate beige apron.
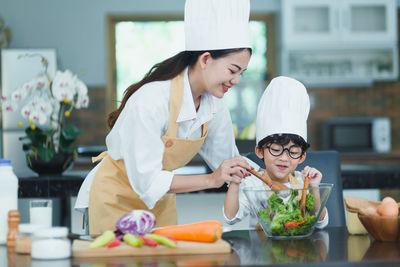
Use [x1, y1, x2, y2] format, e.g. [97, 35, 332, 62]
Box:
[88, 72, 209, 235]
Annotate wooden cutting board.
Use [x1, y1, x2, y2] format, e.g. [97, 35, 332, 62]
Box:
[72, 239, 231, 258]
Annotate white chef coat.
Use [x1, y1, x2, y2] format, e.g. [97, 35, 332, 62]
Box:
[75, 68, 239, 211]
[223, 157, 329, 229]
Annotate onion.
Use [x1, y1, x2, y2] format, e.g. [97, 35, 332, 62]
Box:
[115, 210, 156, 236]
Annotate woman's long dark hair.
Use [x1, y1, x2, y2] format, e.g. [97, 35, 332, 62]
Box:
[108, 48, 251, 129]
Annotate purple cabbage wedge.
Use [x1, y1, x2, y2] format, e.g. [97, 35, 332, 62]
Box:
[115, 210, 156, 236]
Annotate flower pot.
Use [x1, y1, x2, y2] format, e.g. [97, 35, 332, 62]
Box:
[27, 152, 74, 176]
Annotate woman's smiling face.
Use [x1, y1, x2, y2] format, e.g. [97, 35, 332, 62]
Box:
[201, 49, 251, 98]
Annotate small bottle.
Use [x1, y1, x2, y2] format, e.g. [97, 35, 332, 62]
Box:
[16, 224, 46, 254]
[0, 159, 18, 245]
[31, 227, 71, 260]
[7, 210, 20, 247]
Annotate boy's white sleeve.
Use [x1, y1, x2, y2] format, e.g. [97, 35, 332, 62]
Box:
[223, 157, 263, 225]
[222, 182, 251, 225]
[315, 209, 329, 229]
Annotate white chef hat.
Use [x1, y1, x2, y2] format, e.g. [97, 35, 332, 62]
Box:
[256, 76, 310, 145]
[184, 0, 251, 51]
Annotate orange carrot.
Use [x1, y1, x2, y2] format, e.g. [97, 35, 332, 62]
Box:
[152, 221, 222, 243]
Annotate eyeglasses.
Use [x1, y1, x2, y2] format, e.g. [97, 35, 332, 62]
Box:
[262, 143, 303, 159]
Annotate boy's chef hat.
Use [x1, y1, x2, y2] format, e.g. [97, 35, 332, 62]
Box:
[256, 76, 310, 144]
[184, 0, 251, 51]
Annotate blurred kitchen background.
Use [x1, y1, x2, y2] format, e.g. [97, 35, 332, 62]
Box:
[1, 0, 400, 233]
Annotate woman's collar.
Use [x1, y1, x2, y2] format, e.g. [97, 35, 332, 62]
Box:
[176, 67, 217, 122]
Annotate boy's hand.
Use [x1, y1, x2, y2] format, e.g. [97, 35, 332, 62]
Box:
[301, 166, 322, 187]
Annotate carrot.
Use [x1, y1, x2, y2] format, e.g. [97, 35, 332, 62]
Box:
[152, 221, 223, 243]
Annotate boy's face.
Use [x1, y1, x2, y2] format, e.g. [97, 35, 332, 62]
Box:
[255, 141, 306, 183]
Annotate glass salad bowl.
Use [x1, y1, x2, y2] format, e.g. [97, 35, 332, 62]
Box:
[243, 183, 333, 239]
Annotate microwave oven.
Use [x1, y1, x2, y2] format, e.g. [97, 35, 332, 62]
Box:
[322, 117, 391, 153]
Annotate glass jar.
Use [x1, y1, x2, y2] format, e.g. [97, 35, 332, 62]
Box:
[16, 224, 46, 254]
[31, 227, 71, 260]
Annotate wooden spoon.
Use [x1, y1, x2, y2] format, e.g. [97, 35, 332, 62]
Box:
[299, 176, 310, 218]
[248, 169, 288, 190]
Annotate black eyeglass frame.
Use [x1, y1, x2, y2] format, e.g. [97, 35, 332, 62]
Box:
[261, 144, 304, 159]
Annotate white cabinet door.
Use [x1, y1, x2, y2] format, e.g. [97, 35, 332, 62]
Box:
[283, 0, 338, 46]
[283, 0, 396, 46]
[280, 0, 398, 86]
[340, 0, 397, 44]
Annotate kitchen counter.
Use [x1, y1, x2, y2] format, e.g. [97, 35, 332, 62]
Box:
[3, 227, 400, 266]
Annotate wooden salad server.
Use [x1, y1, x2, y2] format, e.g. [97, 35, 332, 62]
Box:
[247, 169, 289, 190]
[299, 176, 310, 218]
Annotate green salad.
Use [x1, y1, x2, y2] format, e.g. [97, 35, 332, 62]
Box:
[258, 189, 317, 236]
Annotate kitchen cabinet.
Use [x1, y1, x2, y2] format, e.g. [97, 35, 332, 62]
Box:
[280, 0, 398, 87]
[283, 0, 396, 46]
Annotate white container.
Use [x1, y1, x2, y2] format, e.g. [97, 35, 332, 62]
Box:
[31, 227, 71, 260]
[0, 159, 18, 245]
[16, 224, 47, 254]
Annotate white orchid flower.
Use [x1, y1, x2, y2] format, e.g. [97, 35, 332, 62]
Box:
[76, 94, 89, 109]
[21, 105, 33, 120]
[11, 87, 28, 102]
[74, 78, 89, 109]
[3, 54, 90, 164]
[3, 55, 89, 134]
[34, 75, 49, 90]
[36, 98, 53, 117]
[52, 98, 60, 111]
[52, 70, 76, 102]
[21, 98, 39, 120]
[74, 78, 88, 95]
[1, 99, 18, 112]
[50, 100, 60, 123]
[21, 79, 36, 93]
[29, 109, 48, 125]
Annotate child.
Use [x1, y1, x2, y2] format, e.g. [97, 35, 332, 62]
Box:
[223, 76, 328, 229]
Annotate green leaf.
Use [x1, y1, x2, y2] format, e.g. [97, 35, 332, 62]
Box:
[37, 147, 54, 162]
[22, 143, 33, 152]
[60, 125, 82, 150]
[24, 126, 49, 148]
[306, 193, 315, 212]
[62, 125, 82, 140]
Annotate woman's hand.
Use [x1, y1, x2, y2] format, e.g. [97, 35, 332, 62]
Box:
[209, 156, 251, 188]
[301, 166, 322, 187]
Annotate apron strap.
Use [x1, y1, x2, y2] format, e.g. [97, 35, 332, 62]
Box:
[164, 72, 184, 138]
[164, 71, 209, 138]
[92, 151, 108, 163]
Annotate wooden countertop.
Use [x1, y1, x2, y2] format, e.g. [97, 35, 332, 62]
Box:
[5, 227, 400, 266]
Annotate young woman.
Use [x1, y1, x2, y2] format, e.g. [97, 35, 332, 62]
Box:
[75, 0, 253, 235]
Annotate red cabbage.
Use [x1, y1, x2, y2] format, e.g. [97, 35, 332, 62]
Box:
[115, 210, 156, 236]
